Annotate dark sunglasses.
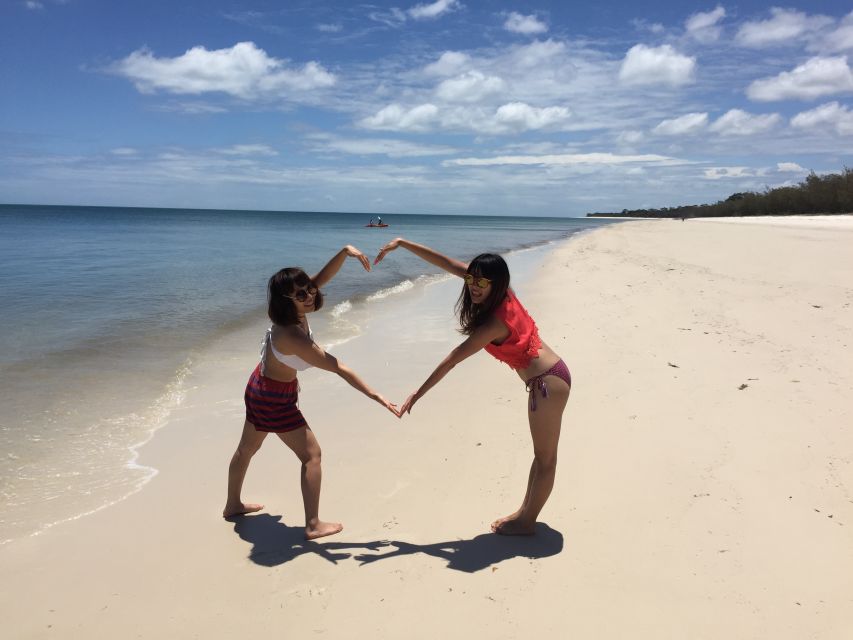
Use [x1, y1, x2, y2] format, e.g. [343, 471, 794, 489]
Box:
[464, 274, 492, 288]
[284, 284, 318, 302]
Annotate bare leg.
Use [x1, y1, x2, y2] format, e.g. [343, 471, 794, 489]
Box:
[223, 420, 268, 517]
[277, 426, 343, 540]
[493, 379, 570, 535]
[490, 464, 535, 531]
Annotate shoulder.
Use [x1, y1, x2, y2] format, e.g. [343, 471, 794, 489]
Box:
[476, 307, 511, 342]
[491, 292, 513, 318]
[272, 323, 310, 344]
[506, 289, 532, 314]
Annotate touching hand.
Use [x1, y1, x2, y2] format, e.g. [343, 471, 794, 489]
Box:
[346, 245, 371, 272]
[399, 392, 418, 417]
[374, 238, 402, 265]
[377, 395, 401, 417]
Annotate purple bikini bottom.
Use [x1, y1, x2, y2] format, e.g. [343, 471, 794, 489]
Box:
[525, 359, 572, 412]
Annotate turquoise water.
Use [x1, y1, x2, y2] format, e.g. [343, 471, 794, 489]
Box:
[0, 204, 614, 542]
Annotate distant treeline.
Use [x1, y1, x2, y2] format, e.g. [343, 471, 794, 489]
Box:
[586, 167, 853, 219]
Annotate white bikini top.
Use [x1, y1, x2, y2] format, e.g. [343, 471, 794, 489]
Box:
[260, 325, 314, 374]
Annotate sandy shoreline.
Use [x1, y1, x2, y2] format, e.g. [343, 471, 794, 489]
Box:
[1, 217, 851, 638]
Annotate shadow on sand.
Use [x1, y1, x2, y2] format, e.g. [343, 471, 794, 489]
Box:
[229, 513, 390, 567]
[231, 515, 564, 572]
[353, 522, 564, 573]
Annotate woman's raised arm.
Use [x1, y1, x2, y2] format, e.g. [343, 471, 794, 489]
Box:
[312, 245, 371, 288]
[374, 238, 468, 278]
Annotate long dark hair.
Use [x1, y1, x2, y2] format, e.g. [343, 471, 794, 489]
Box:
[455, 253, 510, 335]
[267, 267, 324, 326]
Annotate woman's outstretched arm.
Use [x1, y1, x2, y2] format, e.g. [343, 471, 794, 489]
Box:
[312, 245, 371, 288]
[284, 330, 398, 416]
[398, 316, 507, 416]
[374, 238, 468, 278]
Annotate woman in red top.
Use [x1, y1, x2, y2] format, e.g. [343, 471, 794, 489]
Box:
[375, 239, 571, 535]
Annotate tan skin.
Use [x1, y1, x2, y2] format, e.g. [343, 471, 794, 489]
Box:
[224, 245, 398, 540]
[375, 238, 571, 535]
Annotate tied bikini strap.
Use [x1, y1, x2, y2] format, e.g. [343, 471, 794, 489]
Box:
[525, 375, 549, 412]
[259, 328, 272, 376]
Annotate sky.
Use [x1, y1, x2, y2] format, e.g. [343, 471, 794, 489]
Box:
[1, 0, 852, 216]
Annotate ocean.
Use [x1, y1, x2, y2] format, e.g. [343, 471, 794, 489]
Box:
[0, 204, 615, 543]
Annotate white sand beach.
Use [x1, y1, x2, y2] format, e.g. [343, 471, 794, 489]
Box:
[1, 216, 851, 638]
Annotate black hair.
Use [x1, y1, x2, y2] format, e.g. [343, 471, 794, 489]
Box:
[455, 253, 510, 335]
[267, 267, 324, 326]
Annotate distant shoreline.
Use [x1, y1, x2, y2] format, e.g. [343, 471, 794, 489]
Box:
[588, 211, 853, 219]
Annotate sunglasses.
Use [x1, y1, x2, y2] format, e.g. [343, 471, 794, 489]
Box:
[464, 274, 492, 288]
[284, 285, 318, 302]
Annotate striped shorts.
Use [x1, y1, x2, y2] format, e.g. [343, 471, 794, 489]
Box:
[244, 364, 308, 433]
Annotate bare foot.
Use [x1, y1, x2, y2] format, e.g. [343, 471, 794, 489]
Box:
[305, 520, 344, 540]
[222, 502, 264, 518]
[490, 510, 522, 533]
[492, 517, 536, 536]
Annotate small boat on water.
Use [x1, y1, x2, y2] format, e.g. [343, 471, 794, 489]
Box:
[365, 223, 389, 227]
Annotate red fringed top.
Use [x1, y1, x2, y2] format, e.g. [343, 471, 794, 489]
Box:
[484, 290, 542, 370]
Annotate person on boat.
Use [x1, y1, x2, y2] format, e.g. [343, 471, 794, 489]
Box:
[377, 216, 382, 225]
[374, 239, 571, 536]
[223, 245, 398, 539]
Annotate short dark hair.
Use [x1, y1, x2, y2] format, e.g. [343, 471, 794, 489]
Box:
[455, 253, 510, 335]
[267, 267, 324, 326]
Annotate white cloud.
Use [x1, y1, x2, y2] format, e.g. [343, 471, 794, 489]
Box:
[791, 101, 853, 135]
[777, 162, 805, 172]
[25, 1, 44, 9]
[368, 8, 407, 28]
[822, 12, 853, 53]
[416, 40, 589, 129]
[507, 38, 567, 69]
[156, 102, 229, 114]
[408, 0, 460, 20]
[308, 135, 457, 158]
[619, 44, 696, 87]
[215, 144, 278, 156]
[435, 71, 506, 102]
[704, 166, 755, 179]
[504, 12, 548, 35]
[747, 56, 853, 101]
[632, 19, 665, 34]
[360, 102, 570, 134]
[360, 103, 440, 132]
[709, 109, 781, 136]
[617, 130, 645, 145]
[317, 23, 343, 33]
[685, 5, 726, 43]
[112, 42, 335, 99]
[439, 102, 572, 134]
[735, 8, 834, 48]
[490, 102, 570, 132]
[445, 152, 684, 167]
[424, 51, 470, 76]
[110, 148, 138, 156]
[482, 106, 568, 134]
[652, 112, 708, 136]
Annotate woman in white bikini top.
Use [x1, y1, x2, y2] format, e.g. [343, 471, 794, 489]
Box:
[224, 245, 398, 542]
[260, 325, 314, 373]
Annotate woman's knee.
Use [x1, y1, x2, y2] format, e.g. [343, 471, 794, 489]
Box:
[534, 449, 558, 474]
[237, 438, 263, 458]
[299, 442, 322, 466]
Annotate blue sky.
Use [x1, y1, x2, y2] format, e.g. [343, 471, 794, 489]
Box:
[1, 0, 852, 216]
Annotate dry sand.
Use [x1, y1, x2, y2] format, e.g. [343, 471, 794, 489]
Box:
[1, 216, 851, 638]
